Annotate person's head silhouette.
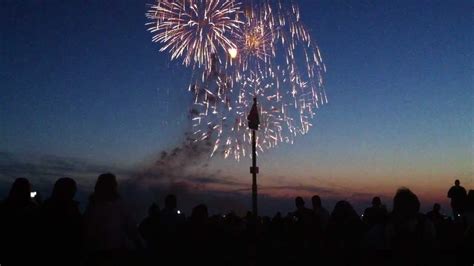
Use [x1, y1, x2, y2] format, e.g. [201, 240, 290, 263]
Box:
[467, 190, 474, 211]
[165, 194, 177, 210]
[392, 188, 420, 220]
[148, 203, 160, 216]
[7, 177, 31, 203]
[51, 177, 77, 201]
[372, 196, 381, 207]
[311, 195, 322, 209]
[433, 203, 441, 213]
[332, 200, 358, 220]
[91, 173, 119, 203]
[455, 179, 460, 186]
[191, 204, 208, 223]
[295, 196, 305, 209]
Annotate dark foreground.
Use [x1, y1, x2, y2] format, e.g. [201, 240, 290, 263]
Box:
[0, 174, 472, 266]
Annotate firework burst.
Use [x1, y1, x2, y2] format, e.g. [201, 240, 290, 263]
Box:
[147, 0, 327, 160]
[146, 0, 242, 71]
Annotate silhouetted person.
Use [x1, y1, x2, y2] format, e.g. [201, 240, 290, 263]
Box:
[293, 196, 313, 219]
[293, 196, 314, 233]
[190, 203, 208, 225]
[426, 203, 445, 224]
[83, 173, 142, 266]
[138, 203, 160, 264]
[386, 188, 435, 265]
[463, 190, 474, 250]
[0, 178, 39, 266]
[360, 197, 388, 254]
[465, 190, 474, 226]
[40, 177, 82, 266]
[139, 203, 160, 250]
[186, 204, 212, 265]
[327, 200, 366, 246]
[288, 197, 315, 262]
[363, 196, 388, 228]
[312, 195, 330, 231]
[159, 194, 185, 264]
[160, 194, 185, 228]
[447, 179, 467, 219]
[325, 200, 365, 265]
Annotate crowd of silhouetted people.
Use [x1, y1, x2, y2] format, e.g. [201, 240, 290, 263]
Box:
[0, 174, 472, 266]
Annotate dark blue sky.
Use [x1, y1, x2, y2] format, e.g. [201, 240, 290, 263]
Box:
[1, 0, 472, 212]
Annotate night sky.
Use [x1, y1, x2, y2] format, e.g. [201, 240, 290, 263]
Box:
[1, 0, 472, 216]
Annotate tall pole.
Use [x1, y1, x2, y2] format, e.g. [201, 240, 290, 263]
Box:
[248, 97, 260, 217]
[251, 129, 258, 217]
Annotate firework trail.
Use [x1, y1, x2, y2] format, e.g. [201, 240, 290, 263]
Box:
[147, 0, 327, 160]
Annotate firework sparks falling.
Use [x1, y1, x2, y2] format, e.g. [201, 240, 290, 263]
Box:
[146, 0, 243, 71]
[191, 70, 281, 161]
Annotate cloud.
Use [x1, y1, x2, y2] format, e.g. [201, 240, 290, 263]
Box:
[0, 152, 130, 181]
[191, 176, 248, 187]
[260, 184, 340, 196]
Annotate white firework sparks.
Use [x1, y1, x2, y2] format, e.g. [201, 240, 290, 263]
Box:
[147, 0, 327, 160]
[146, 0, 243, 71]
